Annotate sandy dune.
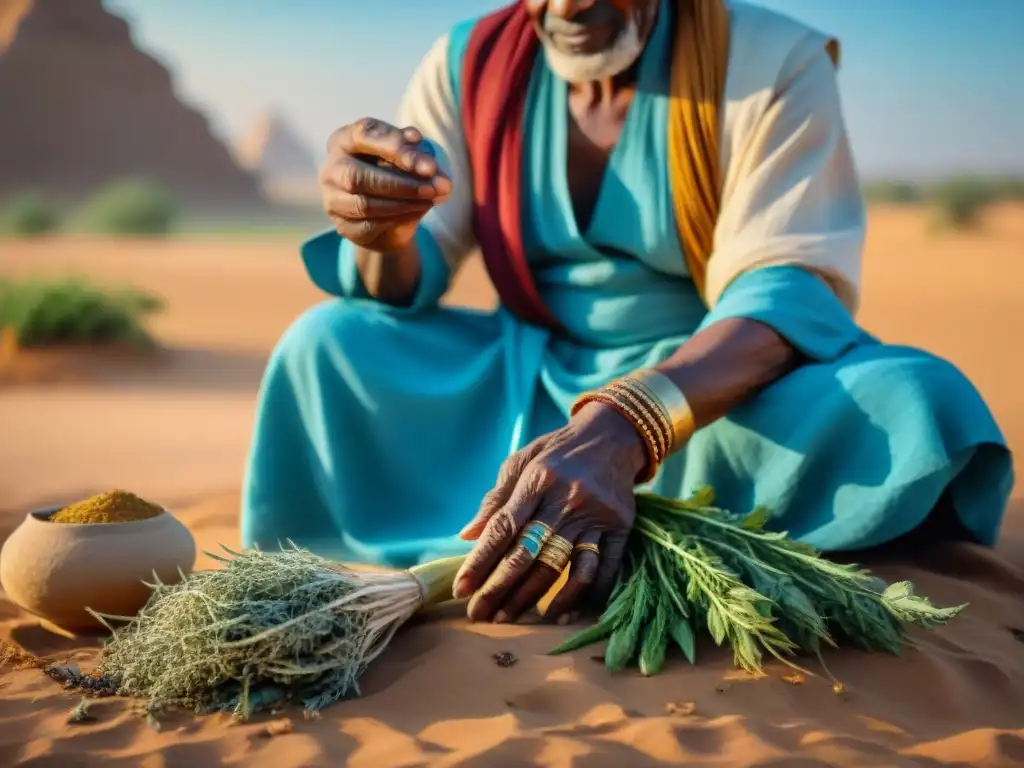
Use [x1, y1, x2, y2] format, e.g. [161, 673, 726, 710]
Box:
[1, 206, 1022, 767]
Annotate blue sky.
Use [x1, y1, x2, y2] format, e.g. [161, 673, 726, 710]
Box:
[104, 0, 1024, 180]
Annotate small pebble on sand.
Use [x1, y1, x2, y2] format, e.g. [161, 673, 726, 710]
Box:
[492, 651, 518, 668]
[666, 701, 697, 716]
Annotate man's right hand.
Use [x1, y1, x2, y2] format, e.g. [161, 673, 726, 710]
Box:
[320, 118, 452, 253]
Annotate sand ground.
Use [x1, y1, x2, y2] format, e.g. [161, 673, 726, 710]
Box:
[0, 205, 1022, 767]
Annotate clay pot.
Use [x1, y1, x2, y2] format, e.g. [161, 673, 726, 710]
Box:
[0, 505, 196, 634]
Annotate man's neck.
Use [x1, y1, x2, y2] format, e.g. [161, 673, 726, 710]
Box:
[568, 64, 641, 108]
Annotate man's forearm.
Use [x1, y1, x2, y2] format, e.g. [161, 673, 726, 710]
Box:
[354, 240, 422, 307]
[656, 318, 799, 430]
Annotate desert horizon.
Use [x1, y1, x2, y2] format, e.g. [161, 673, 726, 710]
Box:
[4, 202, 1022, 508]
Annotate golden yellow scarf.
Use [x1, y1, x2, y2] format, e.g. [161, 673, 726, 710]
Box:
[667, 0, 731, 302]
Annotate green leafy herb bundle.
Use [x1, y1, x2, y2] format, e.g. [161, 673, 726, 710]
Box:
[550, 488, 965, 677]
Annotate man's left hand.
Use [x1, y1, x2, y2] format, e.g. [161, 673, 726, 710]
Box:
[452, 402, 647, 623]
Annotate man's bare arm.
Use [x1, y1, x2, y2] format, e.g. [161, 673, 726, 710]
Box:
[354, 241, 423, 307]
[657, 317, 799, 429]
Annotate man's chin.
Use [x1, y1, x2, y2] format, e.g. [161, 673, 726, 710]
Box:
[539, 21, 646, 85]
[542, 44, 641, 85]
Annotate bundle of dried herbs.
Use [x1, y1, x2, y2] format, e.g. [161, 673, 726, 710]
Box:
[87, 489, 963, 717]
[550, 488, 965, 677]
[90, 547, 463, 717]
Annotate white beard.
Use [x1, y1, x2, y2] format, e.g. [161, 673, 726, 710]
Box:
[540, 17, 646, 85]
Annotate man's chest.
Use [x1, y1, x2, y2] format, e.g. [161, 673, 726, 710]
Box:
[565, 96, 632, 232]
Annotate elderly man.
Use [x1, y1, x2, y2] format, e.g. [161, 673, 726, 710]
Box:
[242, 0, 1011, 625]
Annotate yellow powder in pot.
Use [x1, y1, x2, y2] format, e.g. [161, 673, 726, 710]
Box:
[50, 490, 164, 524]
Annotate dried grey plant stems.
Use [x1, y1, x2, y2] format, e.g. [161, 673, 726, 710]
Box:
[91, 546, 463, 717]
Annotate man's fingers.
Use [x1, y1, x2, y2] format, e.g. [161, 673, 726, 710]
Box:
[586, 531, 628, 611]
[492, 525, 583, 624]
[329, 213, 413, 241]
[452, 476, 546, 600]
[491, 561, 561, 624]
[542, 530, 602, 621]
[458, 441, 548, 542]
[464, 515, 554, 622]
[325, 190, 434, 221]
[322, 156, 440, 202]
[463, 494, 566, 622]
[332, 118, 438, 178]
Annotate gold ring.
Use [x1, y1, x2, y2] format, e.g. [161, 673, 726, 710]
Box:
[573, 542, 600, 556]
[537, 534, 573, 571]
[518, 521, 553, 558]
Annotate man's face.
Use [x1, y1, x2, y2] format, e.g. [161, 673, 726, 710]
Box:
[523, 0, 659, 84]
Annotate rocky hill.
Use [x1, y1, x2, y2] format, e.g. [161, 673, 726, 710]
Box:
[235, 112, 320, 205]
[0, 0, 266, 212]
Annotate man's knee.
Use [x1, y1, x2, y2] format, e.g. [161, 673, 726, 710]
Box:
[270, 299, 372, 375]
[851, 345, 978, 399]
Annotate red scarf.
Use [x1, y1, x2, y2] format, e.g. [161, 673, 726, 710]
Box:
[460, 5, 557, 330]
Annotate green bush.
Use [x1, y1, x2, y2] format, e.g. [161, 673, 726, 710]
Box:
[0, 278, 164, 348]
[862, 181, 923, 205]
[75, 180, 179, 236]
[927, 178, 1000, 231]
[0, 193, 60, 236]
[990, 177, 1024, 201]
[863, 176, 1024, 220]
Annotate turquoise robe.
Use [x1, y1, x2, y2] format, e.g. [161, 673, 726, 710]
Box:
[241, 7, 1012, 569]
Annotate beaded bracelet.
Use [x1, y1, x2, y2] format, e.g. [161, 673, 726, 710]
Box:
[608, 379, 672, 457]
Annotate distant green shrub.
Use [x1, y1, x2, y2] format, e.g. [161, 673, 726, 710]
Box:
[862, 181, 923, 205]
[926, 177, 1002, 231]
[0, 193, 60, 236]
[990, 177, 1024, 201]
[75, 180, 179, 236]
[863, 176, 1024, 223]
[0, 278, 164, 348]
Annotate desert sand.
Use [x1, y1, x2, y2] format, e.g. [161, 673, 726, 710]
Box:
[1, 205, 1022, 767]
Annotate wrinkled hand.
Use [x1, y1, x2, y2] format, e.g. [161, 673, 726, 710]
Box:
[453, 402, 648, 624]
[320, 118, 452, 252]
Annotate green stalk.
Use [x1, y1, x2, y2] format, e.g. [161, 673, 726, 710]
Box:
[638, 496, 881, 596]
[409, 555, 468, 609]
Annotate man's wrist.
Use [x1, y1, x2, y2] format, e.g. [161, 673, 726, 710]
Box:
[573, 401, 649, 478]
[354, 240, 422, 306]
